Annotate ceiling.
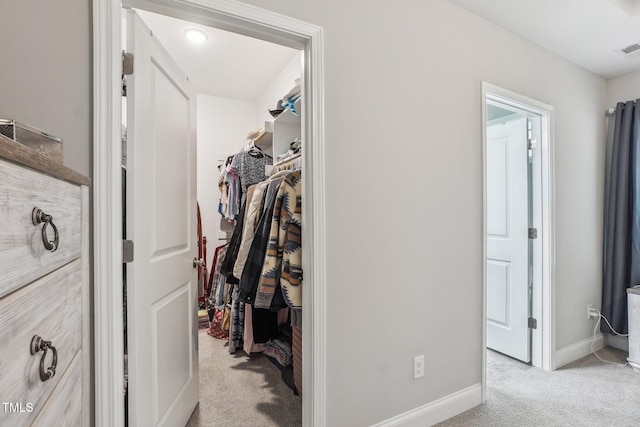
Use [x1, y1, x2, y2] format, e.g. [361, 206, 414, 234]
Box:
[449, 0, 640, 78]
[135, 1, 640, 98]
[135, 10, 299, 101]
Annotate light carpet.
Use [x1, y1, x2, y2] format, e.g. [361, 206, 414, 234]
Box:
[186, 329, 301, 427]
[437, 346, 640, 426]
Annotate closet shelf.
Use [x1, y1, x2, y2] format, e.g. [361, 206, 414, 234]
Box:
[273, 99, 301, 125]
[254, 131, 273, 153]
[271, 97, 302, 158]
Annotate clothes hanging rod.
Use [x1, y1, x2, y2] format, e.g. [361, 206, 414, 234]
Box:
[273, 151, 301, 167]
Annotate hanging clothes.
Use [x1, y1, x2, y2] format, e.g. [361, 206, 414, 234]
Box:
[207, 243, 230, 340]
[277, 170, 303, 310]
[233, 183, 267, 278]
[237, 177, 284, 304]
[220, 196, 249, 284]
[228, 286, 245, 353]
[254, 170, 302, 310]
[225, 170, 240, 220]
[221, 185, 256, 351]
[233, 169, 292, 278]
[230, 149, 272, 206]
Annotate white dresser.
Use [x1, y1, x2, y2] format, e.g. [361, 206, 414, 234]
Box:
[0, 134, 90, 426]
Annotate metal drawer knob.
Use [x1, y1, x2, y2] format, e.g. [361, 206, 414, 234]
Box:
[32, 208, 59, 252]
[30, 335, 58, 382]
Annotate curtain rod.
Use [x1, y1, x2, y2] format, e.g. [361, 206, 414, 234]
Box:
[606, 108, 616, 117]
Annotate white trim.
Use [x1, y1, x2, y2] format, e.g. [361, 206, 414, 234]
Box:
[93, 1, 125, 426]
[554, 334, 605, 369]
[370, 384, 482, 427]
[481, 82, 556, 401]
[93, 1, 327, 426]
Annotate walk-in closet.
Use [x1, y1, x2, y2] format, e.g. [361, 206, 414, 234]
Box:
[121, 7, 304, 426]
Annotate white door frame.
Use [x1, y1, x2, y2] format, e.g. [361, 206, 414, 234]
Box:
[93, 1, 327, 426]
[481, 82, 556, 402]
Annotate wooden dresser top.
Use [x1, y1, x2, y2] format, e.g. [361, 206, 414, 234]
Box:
[0, 133, 90, 186]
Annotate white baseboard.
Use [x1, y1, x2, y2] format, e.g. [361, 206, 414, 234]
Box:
[606, 334, 629, 352]
[371, 384, 482, 427]
[554, 333, 604, 369]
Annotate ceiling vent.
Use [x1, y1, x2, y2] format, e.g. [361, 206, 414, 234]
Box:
[621, 43, 640, 55]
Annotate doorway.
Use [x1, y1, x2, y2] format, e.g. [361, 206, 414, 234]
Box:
[123, 7, 303, 425]
[481, 82, 555, 401]
[93, 1, 327, 426]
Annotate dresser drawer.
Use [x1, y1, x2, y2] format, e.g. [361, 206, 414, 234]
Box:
[0, 158, 82, 299]
[0, 260, 83, 426]
[31, 352, 84, 427]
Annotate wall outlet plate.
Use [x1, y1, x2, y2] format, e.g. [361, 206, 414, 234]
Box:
[413, 355, 424, 379]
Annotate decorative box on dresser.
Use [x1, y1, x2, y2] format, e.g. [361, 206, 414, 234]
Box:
[0, 133, 91, 426]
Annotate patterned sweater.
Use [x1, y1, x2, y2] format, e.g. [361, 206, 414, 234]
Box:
[254, 170, 302, 309]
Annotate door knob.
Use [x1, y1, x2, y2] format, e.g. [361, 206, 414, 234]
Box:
[193, 258, 205, 269]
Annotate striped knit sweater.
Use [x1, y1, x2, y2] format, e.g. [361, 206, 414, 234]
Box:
[254, 170, 302, 309]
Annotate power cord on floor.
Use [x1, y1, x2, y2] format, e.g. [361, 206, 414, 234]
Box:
[590, 308, 629, 367]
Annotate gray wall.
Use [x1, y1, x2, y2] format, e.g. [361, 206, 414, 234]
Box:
[0, 0, 92, 176]
[1, 0, 613, 424]
[607, 70, 640, 105]
[237, 0, 605, 424]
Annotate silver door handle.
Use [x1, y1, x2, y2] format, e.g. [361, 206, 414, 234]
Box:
[193, 258, 205, 268]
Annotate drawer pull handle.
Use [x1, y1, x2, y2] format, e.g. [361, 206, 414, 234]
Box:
[30, 335, 58, 382]
[32, 208, 59, 252]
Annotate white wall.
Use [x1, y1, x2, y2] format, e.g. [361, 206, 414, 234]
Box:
[606, 70, 640, 106]
[197, 94, 257, 271]
[0, 0, 91, 177]
[236, 0, 606, 424]
[256, 51, 303, 126]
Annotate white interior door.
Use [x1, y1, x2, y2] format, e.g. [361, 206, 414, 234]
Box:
[125, 10, 199, 426]
[486, 116, 531, 363]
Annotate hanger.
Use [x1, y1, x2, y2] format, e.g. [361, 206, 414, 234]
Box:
[244, 139, 264, 158]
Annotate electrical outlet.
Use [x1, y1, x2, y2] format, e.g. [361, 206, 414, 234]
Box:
[413, 355, 424, 379]
[587, 304, 599, 320]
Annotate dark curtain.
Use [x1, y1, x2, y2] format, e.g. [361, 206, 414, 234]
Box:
[602, 100, 640, 334]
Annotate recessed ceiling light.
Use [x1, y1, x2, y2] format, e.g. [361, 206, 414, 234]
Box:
[184, 28, 208, 44]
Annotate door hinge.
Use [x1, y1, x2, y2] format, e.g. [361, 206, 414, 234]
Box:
[528, 317, 537, 329]
[528, 228, 538, 239]
[528, 139, 537, 150]
[122, 52, 134, 96]
[123, 240, 134, 263]
[122, 52, 134, 75]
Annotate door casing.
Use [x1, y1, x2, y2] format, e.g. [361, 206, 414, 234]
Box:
[481, 82, 556, 402]
[93, 1, 327, 426]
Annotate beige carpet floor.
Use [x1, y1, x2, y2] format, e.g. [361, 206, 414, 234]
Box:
[186, 328, 301, 427]
[437, 346, 640, 426]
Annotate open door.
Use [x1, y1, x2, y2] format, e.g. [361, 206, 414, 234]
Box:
[486, 115, 531, 363]
[125, 9, 199, 426]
